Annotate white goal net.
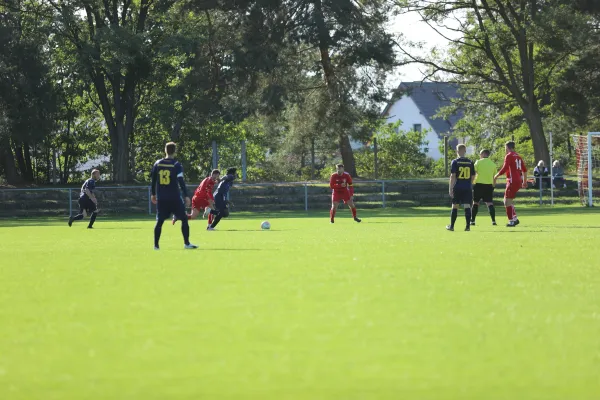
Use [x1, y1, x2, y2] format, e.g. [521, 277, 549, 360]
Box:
[572, 133, 600, 206]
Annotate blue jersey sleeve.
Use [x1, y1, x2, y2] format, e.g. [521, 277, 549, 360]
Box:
[150, 163, 158, 196]
[88, 179, 95, 191]
[450, 160, 458, 175]
[470, 162, 475, 177]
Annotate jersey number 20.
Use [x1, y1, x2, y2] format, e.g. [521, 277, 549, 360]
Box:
[159, 170, 170, 185]
[458, 166, 471, 179]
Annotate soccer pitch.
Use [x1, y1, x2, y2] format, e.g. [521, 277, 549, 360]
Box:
[1, 207, 600, 399]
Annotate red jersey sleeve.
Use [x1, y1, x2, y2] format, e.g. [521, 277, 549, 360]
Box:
[498, 154, 511, 176]
[330, 174, 337, 190]
[520, 157, 528, 173]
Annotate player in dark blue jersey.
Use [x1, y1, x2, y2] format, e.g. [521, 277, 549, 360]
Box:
[207, 167, 237, 230]
[447, 144, 476, 231]
[150, 142, 197, 250]
[68, 169, 101, 228]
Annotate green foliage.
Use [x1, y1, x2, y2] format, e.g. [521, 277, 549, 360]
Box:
[355, 121, 430, 179]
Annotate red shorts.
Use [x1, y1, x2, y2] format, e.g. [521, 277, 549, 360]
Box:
[332, 190, 351, 204]
[192, 196, 211, 210]
[504, 183, 521, 199]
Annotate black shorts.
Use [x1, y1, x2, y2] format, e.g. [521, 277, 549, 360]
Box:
[452, 187, 473, 205]
[473, 183, 494, 203]
[214, 194, 230, 217]
[156, 198, 187, 221]
[78, 197, 97, 214]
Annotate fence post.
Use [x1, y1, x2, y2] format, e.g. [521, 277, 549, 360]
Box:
[68, 188, 72, 216]
[382, 181, 386, 208]
[148, 186, 152, 215]
[549, 131, 554, 206]
[241, 140, 247, 182]
[539, 173, 543, 206]
[304, 184, 308, 211]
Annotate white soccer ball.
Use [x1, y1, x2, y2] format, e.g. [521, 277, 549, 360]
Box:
[261, 221, 271, 230]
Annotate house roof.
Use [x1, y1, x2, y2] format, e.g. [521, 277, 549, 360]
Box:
[383, 82, 463, 138]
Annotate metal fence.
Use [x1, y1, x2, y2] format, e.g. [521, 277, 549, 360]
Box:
[0, 177, 580, 218]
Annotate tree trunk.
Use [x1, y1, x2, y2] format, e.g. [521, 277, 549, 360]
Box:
[1, 138, 20, 184]
[339, 134, 357, 176]
[113, 122, 130, 182]
[313, 0, 357, 176]
[23, 142, 33, 182]
[525, 105, 550, 165]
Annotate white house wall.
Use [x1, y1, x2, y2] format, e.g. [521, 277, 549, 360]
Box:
[385, 97, 443, 160]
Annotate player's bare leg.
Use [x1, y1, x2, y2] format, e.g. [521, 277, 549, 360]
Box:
[347, 199, 361, 223]
[330, 202, 339, 223]
[504, 197, 519, 227]
[188, 208, 200, 220]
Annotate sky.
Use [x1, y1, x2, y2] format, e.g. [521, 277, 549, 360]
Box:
[387, 11, 456, 86]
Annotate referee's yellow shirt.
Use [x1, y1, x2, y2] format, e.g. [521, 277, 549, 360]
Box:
[474, 158, 496, 184]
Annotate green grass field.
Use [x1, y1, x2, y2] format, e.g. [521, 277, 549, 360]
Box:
[1, 207, 600, 399]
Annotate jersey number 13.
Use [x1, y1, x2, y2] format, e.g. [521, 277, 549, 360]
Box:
[159, 170, 171, 185]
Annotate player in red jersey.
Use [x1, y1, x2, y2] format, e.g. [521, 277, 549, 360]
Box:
[173, 169, 220, 226]
[330, 164, 361, 224]
[494, 141, 528, 227]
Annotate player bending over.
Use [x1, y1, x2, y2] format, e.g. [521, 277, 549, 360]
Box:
[471, 149, 497, 226]
[208, 167, 237, 230]
[68, 169, 101, 229]
[447, 144, 476, 232]
[173, 169, 220, 227]
[151, 142, 197, 250]
[330, 164, 361, 224]
[494, 141, 527, 227]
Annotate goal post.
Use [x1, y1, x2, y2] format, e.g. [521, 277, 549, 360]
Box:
[572, 132, 600, 207]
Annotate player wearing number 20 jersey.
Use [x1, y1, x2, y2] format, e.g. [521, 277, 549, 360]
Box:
[447, 144, 476, 232]
[494, 141, 528, 227]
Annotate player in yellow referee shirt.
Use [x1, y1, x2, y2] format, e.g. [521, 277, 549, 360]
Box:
[471, 149, 497, 226]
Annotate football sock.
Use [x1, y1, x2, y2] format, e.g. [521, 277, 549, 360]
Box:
[187, 214, 192, 220]
[181, 218, 190, 245]
[512, 206, 518, 220]
[351, 207, 357, 218]
[211, 214, 222, 228]
[450, 208, 458, 228]
[465, 208, 472, 227]
[330, 209, 336, 221]
[88, 211, 98, 228]
[154, 219, 165, 248]
[471, 204, 479, 222]
[208, 214, 214, 225]
[72, 214, 84, 222]
[488, 205, 496, 222]
[506, 205, 515, 220]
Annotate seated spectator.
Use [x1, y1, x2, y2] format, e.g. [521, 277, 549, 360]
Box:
[552, 160, 567, 189]
[533, 160, 551, 189]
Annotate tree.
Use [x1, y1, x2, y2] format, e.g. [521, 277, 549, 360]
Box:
[398, 0, 587, 164]
[0, 0, 57, 184]
[355, 121, 429, 178]
[45, 0, 175, 182]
